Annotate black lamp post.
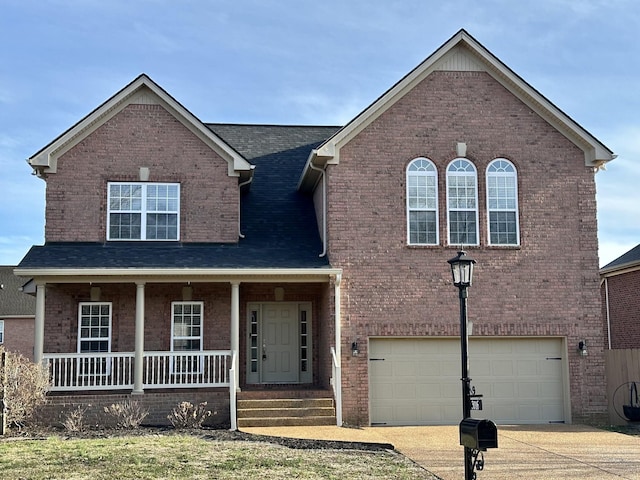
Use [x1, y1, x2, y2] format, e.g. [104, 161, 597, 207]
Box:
[448, 250, 476, 480]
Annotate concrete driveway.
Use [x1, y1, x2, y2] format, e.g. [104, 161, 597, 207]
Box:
[242, 424, 640, 479]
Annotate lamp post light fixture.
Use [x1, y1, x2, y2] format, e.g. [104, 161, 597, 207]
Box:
[448, 250, 476, 480]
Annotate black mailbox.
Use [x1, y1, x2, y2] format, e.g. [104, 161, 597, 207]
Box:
[459, 418, 498, 450]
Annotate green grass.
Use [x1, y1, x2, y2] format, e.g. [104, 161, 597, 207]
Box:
[0, 434, 431, 479]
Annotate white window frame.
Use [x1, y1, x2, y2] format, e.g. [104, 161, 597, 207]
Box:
[0, 320, 4, 344]
[486, 158, 520, 246]
[107, 182, 180, 241]
[77, 302, 112, 377]
[171, 301, 204, 374]
[446, 158, 479, 246]
[406, 158, 439, 245]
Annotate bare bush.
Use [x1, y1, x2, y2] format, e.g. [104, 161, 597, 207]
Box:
[0, 347, 51, 430]
[62, 405, 89, 432]
[103, 399, 148, 429]
[167, 401, 214, 429]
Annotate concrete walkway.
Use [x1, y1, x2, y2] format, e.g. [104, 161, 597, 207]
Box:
[242, 424, 640, 479]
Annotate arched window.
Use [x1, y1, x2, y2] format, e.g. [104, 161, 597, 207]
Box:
[406, 158, 438, 245]
[446, 158, 479, 246]
[486, 158, 519, 245]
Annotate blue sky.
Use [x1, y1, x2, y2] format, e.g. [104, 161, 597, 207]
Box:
[1, 0, 638, 267]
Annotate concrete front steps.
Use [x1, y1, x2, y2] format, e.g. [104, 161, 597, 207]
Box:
[237, 389, 336, 427]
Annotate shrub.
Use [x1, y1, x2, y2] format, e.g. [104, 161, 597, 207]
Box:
[62, 405, 89, 432]
[167, 401, 214, 429]
[0, 347, 51, 430]
[103, 399, 148, 429]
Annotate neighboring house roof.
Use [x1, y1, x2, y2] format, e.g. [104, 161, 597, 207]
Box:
[16, 124, 341, 273]
[27, 74, 254, 181]
[298, 28, 616, 191]
[0, 266, 36, 317]
[600, 244, 640, 275]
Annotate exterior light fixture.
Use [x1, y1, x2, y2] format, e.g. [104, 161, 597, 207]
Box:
[578, 340, 587, 356]
[448, 250, 497, 480]
[351, 342, 359, 357]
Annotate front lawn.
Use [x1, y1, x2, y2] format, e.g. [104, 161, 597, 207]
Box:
[0, 432, 434, 479]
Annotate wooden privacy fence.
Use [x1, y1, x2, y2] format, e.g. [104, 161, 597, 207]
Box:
[605, 348, 640, 425]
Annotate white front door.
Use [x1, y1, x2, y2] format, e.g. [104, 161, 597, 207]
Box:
[247, 303, 311, 384]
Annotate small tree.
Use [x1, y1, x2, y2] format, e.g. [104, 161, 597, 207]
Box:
[0, 347, 51, 430]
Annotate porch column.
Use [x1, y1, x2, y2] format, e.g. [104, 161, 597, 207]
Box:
[132, 282, 145, 395]
[34, 283, 46, 364]
[334, 273, 343, 426]
[230, 281, 240, 391]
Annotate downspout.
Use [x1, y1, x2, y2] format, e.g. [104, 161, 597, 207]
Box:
[605, 277, 611, 350]
[308, 160, 327, 257]
[238, 167, 255, 239]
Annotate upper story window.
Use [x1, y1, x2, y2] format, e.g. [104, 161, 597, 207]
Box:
[486, 159, 520, 246]
[447, 158, 479, 246]
[406, 158, 438, 245]
[107, 182, 180, 241]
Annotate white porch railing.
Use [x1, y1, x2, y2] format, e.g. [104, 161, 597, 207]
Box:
[44, 351, 232, 391]
[330, 346, 343, 426]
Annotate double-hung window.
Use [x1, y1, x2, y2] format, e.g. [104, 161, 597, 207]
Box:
[407, 158, 438, 245]
[447, 158, 479, 246]
[77, 302, 112, 376]
[171, 302, 204, 374]
[108, 182, 180, 240]
[487, 159, 520, 245]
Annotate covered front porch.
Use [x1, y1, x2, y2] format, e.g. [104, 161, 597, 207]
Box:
[18, 268, 344, 429]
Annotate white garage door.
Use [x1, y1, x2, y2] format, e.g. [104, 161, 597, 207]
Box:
[369, 337, 566, 426]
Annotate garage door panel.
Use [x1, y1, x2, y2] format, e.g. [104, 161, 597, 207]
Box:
[370, 338, 566, 425]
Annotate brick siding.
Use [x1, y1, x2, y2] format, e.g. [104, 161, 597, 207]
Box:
[1, 317, 35, 360]
[45, 104, 239, 243]
[602, 270, 640, 349]
[326, 71, 606, 424]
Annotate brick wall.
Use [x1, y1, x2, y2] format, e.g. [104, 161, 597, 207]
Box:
[326, 71, 605, 424]
[41, 390, 230, 427]
[45, 103, 239, 243]
[1, 317, 35, 360]
[603, 270, 640, 349]
[43, 283, 231, 353]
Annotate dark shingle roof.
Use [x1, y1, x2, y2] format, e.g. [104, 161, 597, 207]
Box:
[18, 124, 341, 271]
[601, 244, 640, 272]
[0, 266, 36, 316]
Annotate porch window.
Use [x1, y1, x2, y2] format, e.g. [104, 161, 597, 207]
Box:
[107, 182, 180, 241]
[447, 158, 479, 246]
[0, 320, 4, 343]
[407, 157, 438, 245]
[171, 301, 204, 374]
[77, 302, 112, 376]
[486, 159, 520, 245]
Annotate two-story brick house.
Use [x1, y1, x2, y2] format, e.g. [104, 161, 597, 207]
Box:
[16, 30, 614, 427]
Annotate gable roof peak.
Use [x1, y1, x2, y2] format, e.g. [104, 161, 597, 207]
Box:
[299, 29, 615, 190]
[28, 73, 253, 180]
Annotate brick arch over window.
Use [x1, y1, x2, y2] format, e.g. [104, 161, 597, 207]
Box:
[486, 158, 520, 246]
[446, 158, 479, 246]
[406, 157, 438, 245]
